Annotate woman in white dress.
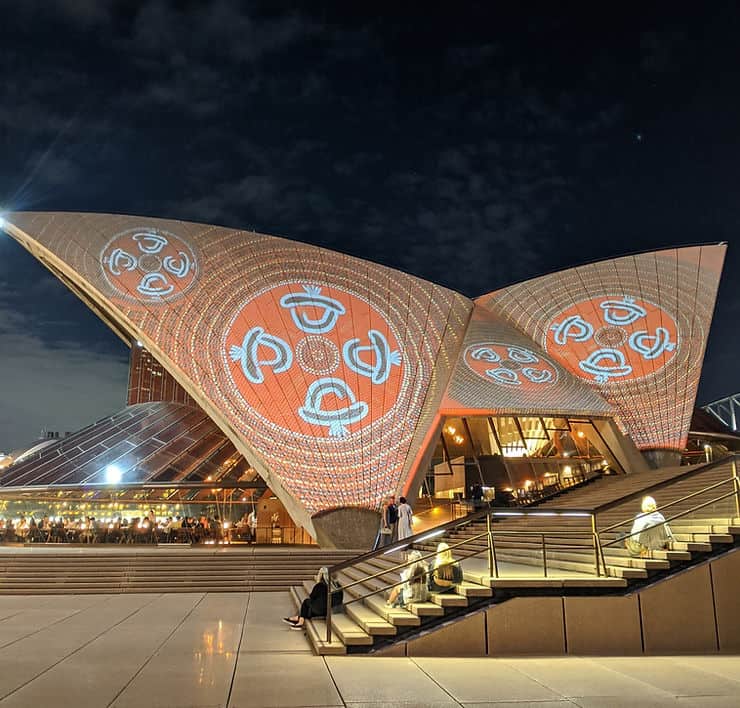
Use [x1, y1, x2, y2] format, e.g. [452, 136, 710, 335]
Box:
[397, 496, 413, 540]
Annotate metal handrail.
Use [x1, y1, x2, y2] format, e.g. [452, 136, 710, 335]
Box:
[599, 475, 738, 535]
[327, 505, 496, 576]
[601, 488, 740, 548]
[323, 461, 740, 644]
[594, 453, 735, 514]
[324, 509, 604, 643]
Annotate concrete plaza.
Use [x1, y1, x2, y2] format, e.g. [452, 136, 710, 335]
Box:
[0, 592, 737, 707]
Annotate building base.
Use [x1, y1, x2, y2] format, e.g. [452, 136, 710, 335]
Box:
[311, 507, 381, 549]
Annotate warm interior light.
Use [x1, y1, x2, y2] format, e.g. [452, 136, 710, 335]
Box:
[577, 431, 585, 438]
[453, 434, 464, 444]
[445, 425, 457, 435]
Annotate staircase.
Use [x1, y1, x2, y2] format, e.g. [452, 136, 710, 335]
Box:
[0, 547, 357, 594]
[292, 455, 740, 655]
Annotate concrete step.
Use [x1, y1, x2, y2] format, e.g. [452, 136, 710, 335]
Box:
[429, 592, 468, 608]
[344, 602, 397, 636]
[672, 533, 734, 544]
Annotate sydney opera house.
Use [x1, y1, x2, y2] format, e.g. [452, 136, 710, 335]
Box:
[0, 212, 727, 547]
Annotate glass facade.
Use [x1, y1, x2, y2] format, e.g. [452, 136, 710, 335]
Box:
[0, 401, 258, 504]
[433, 415, 620, 501]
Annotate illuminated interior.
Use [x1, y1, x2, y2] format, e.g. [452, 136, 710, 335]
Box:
[431, 415, 618, 500]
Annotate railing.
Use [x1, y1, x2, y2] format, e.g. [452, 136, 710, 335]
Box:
[323, 456, 740, 644]
[598, 458, 740, 551]
[325, 505, 606, 643]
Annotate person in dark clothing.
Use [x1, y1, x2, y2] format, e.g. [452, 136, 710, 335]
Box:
[283, 567, 329, 630]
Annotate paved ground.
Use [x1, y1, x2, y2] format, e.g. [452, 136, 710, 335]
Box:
[0, 592, 737, 707]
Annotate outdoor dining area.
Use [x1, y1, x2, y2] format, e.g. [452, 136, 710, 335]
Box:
[0, 511, 315, 546]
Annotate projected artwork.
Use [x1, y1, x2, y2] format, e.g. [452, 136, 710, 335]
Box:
[545, 296, 679, 384]
[464, 342, 558, 390]
[225, 283, 405, 438]
[2, 211, 726, 541]
[476, 246, 726, 450]
[101, 228, 197, 303]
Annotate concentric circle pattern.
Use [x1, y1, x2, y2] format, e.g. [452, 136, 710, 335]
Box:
[545, 296, 679, 384]
[100, 228, 197, 304]
[477, 247, 725, 450]
[464, 342, 558, 390]
[225, 283, 405, 438]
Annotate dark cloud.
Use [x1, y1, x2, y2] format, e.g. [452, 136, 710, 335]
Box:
[1, 2, 739, 443]
[0, 298, 128, 451]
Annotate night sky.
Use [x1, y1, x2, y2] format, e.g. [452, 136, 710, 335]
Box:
[1, 2, 739, 451]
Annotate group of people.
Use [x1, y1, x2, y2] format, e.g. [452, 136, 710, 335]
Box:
[0, 511, 233, 545]
[386, 542, 463, 608]
[281, 542, 464, 632]
[379, 495, 413, 545]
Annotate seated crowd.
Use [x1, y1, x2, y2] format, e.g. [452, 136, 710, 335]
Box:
[0, 510, 257, 545]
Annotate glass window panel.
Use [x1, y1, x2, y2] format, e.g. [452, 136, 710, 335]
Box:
[517, 417, 548, 439]
[441, 417, 475, 458]
[464, 417, 495, 455]
[492, 417, 527, 457]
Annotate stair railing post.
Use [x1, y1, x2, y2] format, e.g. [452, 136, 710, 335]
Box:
[541, 533, 548, 577]
[591, 512, 601, 577]
[325, 569, 332, 644]
[486, 511, 498, 578]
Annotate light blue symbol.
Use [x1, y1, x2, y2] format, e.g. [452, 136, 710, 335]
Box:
[298, 377, 369, 437]
[137, 272, 174, 297]
[550, 315, 594, 345]
[163, 252, 192, 278]
[229, 326, 292, 384]
[628, 328, 676, 360]
[343, 330, 401, 384]
[485, 368, 521, 386]
[133, 232, 168, 254]
[470, 347, 500, 363]
[522, 367, 554, 384]
[280, 285, 346, 334]
[600, 296, 646, 326]
[579, 348, 632, 383]
[507, 347, 538, 364]
[107, 248, 137, 275]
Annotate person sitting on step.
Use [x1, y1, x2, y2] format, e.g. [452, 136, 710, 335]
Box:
[283, 567, 329, 630]
[386, 549, 429, 608]
[625, 495, 673, 558]
[428, 541, 463, 593]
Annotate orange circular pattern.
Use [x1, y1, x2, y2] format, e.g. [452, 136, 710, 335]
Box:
[544, 296, 678, 384]
[464, 342, 558, 390]
[225, 283, 405, 438]
[100, 228, 197, 304]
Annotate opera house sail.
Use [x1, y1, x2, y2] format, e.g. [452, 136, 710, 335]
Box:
[0, 212, 726, 547]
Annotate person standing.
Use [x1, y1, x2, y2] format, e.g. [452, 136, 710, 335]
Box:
[387, 495, 399, 542]
[378, 497, 392, 547]
[397, 496, 413, 541]
[248, 508, 258, 544]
